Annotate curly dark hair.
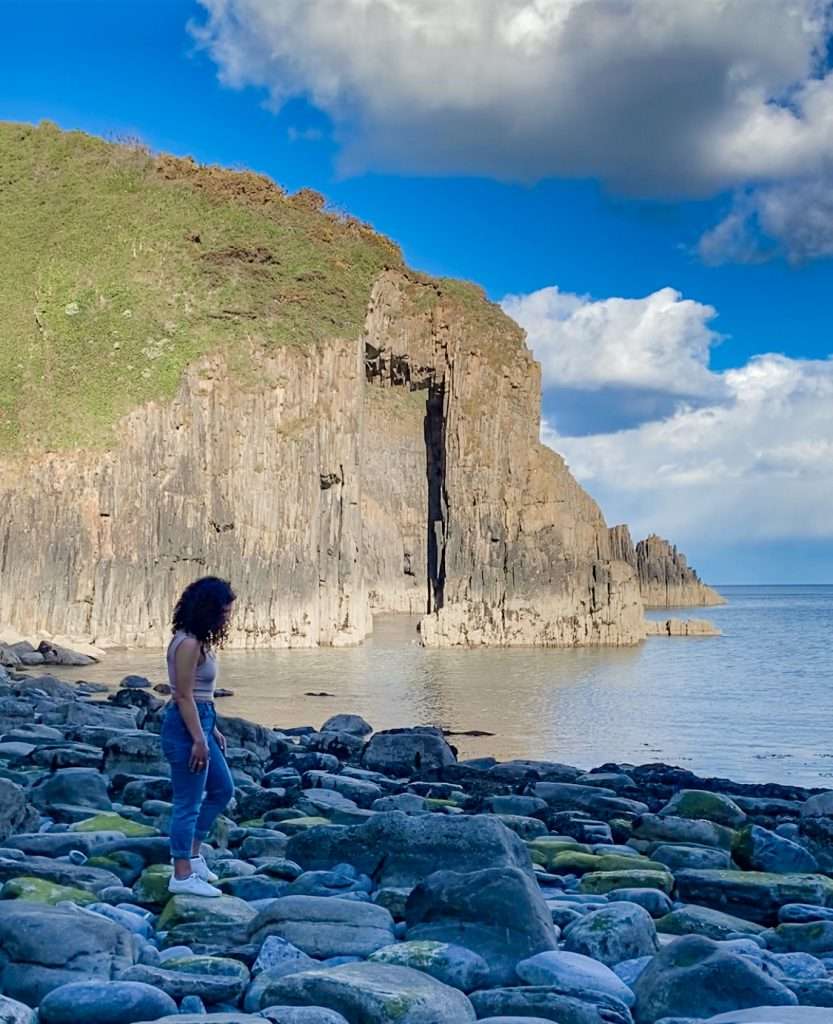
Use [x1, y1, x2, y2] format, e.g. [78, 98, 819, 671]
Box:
[172, 576, 236, 649]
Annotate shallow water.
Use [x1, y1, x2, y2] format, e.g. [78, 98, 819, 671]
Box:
[49, 586, 833, 787]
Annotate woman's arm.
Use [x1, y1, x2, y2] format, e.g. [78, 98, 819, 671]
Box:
[172, 637, 210, 772]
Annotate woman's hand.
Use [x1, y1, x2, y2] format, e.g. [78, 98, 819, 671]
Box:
[189, 736, 210, 773]
[213, 727, 226, 753]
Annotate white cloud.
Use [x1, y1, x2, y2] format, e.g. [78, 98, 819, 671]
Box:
[700, 177, 833, 265]
[502, 285, 724, 398]
[548, 353, 833, 545]
[191, 0, 833, 196]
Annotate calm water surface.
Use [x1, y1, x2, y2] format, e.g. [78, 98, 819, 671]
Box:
[53, 586, 833, 787]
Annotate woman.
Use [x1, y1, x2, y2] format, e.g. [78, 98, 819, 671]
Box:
[162, 576, 236, 897]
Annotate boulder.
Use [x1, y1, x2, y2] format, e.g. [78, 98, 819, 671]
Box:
[580, 869, 674, 895]
[103, 732, 169, 776]
[0, 995, 36, 1024]
[516, 950, 636, 1008]
[249, 896, 395, 958]
[658, 791, 746, 828]
[0, 902, 137, 1005]
[362, 728, 456, 777]
[259, 1011, 349, 1024]
[563, 902, 659, 967]
[800, 792, 833, 819]
[120, 956, 250, 1004]
[29, 767, 111, 812]
[286, 811, 532, 887]
[468, 988, 632, 1024]
[321, 715, 373, 737]
[37, 641, 97, 667]
[406, 867, 558, 985]
[656, 905, 765, 941]
[764, 921, 833, 955]
[0, 855, 121, 894]
[631, 814, 734, 850]
[0, 779, 38, 840]
[533, 781, 648, 820]
[246, 961, 475, 1022]
[38, 980, 176, 1024]
[632, 935, 798, 1023]
[369, 940, 489, 993]
[675, 869, 833, 925]
[733, 824, 818, 874]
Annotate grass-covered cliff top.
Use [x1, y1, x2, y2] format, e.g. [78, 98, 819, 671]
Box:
[0, 121, 519, 455]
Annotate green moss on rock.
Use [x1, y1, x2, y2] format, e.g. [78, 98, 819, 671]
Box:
[2, 875, 96, 905]
[70, 812, 158, 836]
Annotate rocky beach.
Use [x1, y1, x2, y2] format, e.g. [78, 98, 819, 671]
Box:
[0, 652, 831, 1024]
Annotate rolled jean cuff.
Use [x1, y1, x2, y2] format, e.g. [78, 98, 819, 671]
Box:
[170, 843, 194, 859]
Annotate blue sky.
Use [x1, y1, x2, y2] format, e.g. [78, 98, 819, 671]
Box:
[3, 0, 832, 583]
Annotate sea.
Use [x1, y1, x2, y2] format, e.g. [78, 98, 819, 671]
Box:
[48, 585, 833, 789]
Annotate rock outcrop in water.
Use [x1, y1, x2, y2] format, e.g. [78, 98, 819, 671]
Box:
[0, 659, 832, 1022]
[634, 535, 725, 609]
[0, 123, 717, 648]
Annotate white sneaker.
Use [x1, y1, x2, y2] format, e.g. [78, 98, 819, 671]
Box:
[190, 854, 219, 883]
[167, 873, 222, 898]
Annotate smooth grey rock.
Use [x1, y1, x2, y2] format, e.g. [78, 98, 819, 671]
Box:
[253, 936, 316, 978]
[632, 935, 798, 1023]
[707, 1010, 833, 1022]
[469, 987, 631, 1023]
[563, 901, 659, 967]
[0, 779, 38, 840]
[38, 980, 176, 1024]
[0, 902, 137, 1004]
[652, 843, 732, 871]
[614, 956, 653, 987]
[0, 995, 36, 1024]
[800, 793, 833, 819]
[632, 814, 734, 850]
[103, 732, 169, 776]
[779, 903, 833, 924]
[533, 781, 648, 820]
[249, 896, 395, 958]
[517, 950, 636, 1007]
[120, 958, 250, 1004]
[286, 811, 532, 887]
[606, 888, 673, 918]
[369, 940, 489, 993]
[734, 825, 819, 874]
[249, 962, 474, 1021]
[362, 728, 456, 777]
[320, 714, 372, 737]
[29, 767, 111, 812]
[406, 866, 558, 986]
[260, 1010, 350, 1024]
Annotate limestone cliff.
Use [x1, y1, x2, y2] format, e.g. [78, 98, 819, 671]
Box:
[0, 123, 651, 648]
[609, 526, 725, 609]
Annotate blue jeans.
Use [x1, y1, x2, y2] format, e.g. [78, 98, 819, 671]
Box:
[161, 701, 235, 860]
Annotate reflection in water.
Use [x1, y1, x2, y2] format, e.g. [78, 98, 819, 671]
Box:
[48, 586, 833, 787]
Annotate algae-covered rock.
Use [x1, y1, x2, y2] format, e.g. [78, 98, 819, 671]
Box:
[158, 893, 256, 931]
[580, 868, 674, 895]
[659, 790, 747, 828]
[545, 851, 665, 876]
[1, 875, 97, 906]
[249, 896, 395, 958]
[632, 813, 735, 850]
[656, 905, 765, 941]
[121, 956, 250, 1003]
[675, 869, 833, 925]
[563, 902, 659, 967]
[70, 813, 158, 837]
[632, 935, 797, 1023]
[369, 940, 489, 993]
[764, 920, 833, 954]
[132, 863, 173, 904]
[247, 961, 475, 1022]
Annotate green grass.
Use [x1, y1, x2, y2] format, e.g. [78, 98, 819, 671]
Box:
[0, 121, 525, 456]
[0, 120, 401, 452]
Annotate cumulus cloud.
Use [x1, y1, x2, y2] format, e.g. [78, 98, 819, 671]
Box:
[700, 177, 833, 265]
[191, 0, 833, 195]
[545, 353, 833, 545]
[502, 285, 723, 397]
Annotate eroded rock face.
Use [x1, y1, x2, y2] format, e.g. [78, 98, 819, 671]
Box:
[2, 268, 645, 649]
[621, 532, 726, 609]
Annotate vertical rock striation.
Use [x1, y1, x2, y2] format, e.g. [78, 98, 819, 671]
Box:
[633, 534, 725, 608]
[361, 272, 646, 647]
[0, 341, 370, 648]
